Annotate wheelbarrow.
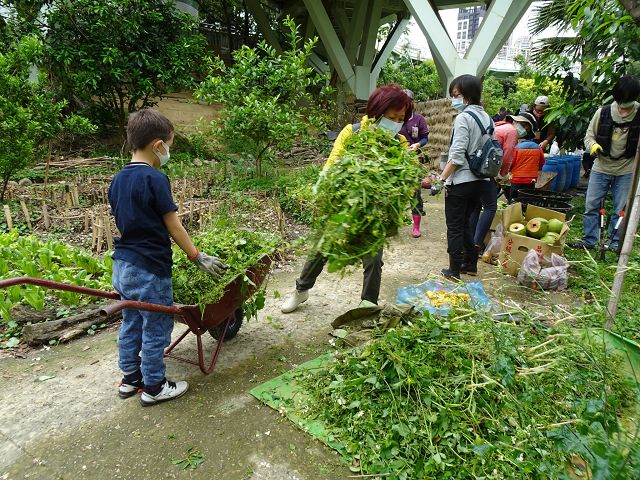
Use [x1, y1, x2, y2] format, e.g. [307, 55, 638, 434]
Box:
[0, 255, 271, 374]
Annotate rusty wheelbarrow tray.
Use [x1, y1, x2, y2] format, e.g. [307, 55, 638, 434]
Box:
[0, 255, 271, 374]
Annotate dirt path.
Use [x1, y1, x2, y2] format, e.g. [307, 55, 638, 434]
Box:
[0, 198, 574, 480]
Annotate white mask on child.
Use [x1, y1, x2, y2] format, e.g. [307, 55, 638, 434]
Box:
[153, 141, 171, 166]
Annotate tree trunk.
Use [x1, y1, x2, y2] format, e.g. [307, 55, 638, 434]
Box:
[620, 0, 640, 25]
[1, 176, 9, 202]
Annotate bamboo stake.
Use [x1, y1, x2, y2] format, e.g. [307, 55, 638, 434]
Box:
[3, 205, 13, 230]
[84, 211, 89, 233]
[19, 199, 32, 231]
[606, 164, 640, 325]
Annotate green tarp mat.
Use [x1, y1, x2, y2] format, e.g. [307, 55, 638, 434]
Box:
[250, 354, 347, 455]
[250, 328, 640, 459]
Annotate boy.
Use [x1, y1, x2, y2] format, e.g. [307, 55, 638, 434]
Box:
[109, 109, 225, 406]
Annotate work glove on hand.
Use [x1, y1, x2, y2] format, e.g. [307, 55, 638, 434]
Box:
[590, 143, 603, 156]
[191, 250, 227, 279]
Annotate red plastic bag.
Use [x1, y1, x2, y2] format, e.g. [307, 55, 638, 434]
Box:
[517, 249, 569, 291]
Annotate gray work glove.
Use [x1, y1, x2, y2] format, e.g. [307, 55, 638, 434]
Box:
[193, 251, 227, 279]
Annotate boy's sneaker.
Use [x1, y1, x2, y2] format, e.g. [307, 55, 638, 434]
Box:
[140, 378, 189, 407]
[118, 372, 144, 399]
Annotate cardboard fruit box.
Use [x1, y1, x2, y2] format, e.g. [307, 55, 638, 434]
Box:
[499, 203, 570, 276]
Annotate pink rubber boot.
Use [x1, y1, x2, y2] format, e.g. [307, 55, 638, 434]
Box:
[412, 214, 422, 238]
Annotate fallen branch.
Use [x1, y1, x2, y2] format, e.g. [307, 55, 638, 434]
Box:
[22, 308, 121, 345]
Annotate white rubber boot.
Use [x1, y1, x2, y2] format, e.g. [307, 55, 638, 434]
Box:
[281, 290, 309, 313]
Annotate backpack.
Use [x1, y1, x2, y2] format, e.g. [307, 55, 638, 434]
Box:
[462, 110, 503, 178]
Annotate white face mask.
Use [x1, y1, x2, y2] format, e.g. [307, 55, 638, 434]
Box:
[153, 141, 171, 166]
[516, 124, 527, 138]
[619, 101, 635, 109]
[377, 117, 404, 136]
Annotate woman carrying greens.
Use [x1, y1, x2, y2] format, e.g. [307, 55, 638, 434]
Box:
[281, 84, 413, 313]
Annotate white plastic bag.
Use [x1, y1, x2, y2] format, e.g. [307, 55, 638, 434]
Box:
[481, 224, 503, 265]
[549, 141, 560, 156]
[517, 249, 569, 291]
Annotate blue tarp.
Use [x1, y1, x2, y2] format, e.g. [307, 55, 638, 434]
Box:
[396, 280, 493, 316]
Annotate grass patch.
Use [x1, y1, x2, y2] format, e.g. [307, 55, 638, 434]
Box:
[564, 195, 640, 341]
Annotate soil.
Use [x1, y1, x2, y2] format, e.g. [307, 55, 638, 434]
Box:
[0, 197, 576, 480]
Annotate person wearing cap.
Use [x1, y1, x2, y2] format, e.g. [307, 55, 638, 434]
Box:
[530, 95, 556, 151]
[569, 75, 640, 251]
[399, 89, 430, 238]
[519, 104, 529, 115]
[509, 112, 544, 201]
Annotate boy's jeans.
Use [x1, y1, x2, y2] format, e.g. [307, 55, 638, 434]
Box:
[582, 171, 631, 248]
[112, 259, 174, 386]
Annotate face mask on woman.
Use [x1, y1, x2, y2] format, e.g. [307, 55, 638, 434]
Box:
[451, 98, 465, 111]
[377, 117, 403, 135]
[515, 123, 527, 138]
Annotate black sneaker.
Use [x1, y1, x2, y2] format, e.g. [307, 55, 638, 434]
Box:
[118, 372, 143, 399]
[441, 268, 461, 280]
[140, 378, 189, 407]
[567, 241, 594, 250]
[460, 264, 477, 276]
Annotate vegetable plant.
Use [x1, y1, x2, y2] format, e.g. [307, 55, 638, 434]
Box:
[0, 230, 113, 346]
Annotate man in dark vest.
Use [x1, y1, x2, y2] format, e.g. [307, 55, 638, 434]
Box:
[569, 75, 640, 251]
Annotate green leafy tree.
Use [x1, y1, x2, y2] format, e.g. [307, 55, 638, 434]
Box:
[43, 0, 207, 136]
[530, 0, 640, 148]
[378, 55, 441, 101]
[0, 35, 94, 200]
[195, 17, 329, 176]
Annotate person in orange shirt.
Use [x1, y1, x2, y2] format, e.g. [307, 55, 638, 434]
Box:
[509, 113, 545, 202]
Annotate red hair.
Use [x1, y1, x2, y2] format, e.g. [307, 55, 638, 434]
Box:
[366, 84, 412, 122]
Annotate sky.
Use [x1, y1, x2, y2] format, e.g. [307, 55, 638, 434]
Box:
[398, 4, 551, 60]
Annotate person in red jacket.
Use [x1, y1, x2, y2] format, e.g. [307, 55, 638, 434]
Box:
[509, 114, 545, 202]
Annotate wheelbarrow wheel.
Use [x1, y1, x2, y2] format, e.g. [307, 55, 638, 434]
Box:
[209, 307, 243, 341]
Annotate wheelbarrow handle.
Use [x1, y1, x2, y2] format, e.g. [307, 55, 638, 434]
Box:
[100, 300, 183, 317]
[0, 276, 120, 301]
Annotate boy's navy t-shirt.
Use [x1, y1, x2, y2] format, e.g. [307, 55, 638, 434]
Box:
[108, 162, 177, 277]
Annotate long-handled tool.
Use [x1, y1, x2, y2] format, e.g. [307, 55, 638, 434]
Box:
[604, 205, 626, 253]
[598, 199, 608, 260]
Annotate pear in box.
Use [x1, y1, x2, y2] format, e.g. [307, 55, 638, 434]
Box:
[526, 217, 548, 239]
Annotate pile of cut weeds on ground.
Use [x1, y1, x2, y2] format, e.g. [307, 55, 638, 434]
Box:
[296, 312, 639, 479]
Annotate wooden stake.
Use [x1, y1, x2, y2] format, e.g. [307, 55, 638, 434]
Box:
[42, 203, 50, 229]
[96, 216, 104, 253]
[90, 212, 97, 250]
[19, 199, 32, 231]
[83, 211, 89, 233]
[104, 215, 114, 250]
[72, 185, 80, 207]
[63, 208, 71, 229]
[3, 205, 13, 230]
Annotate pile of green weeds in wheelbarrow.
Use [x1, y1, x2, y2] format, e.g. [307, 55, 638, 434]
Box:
[253, 310, 640, 479]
